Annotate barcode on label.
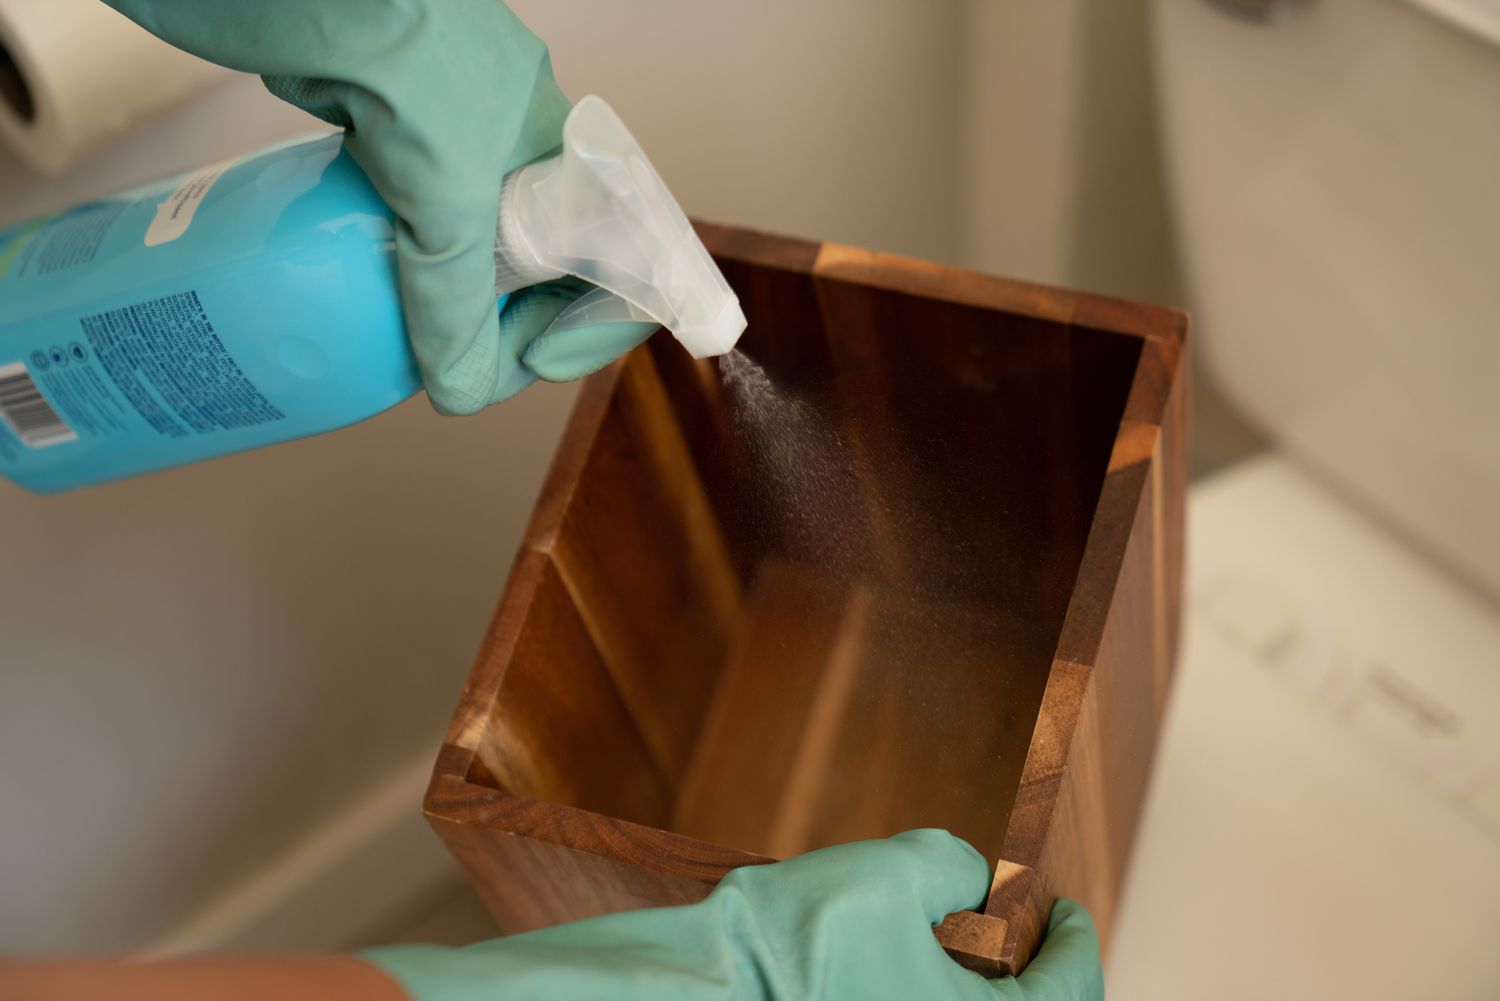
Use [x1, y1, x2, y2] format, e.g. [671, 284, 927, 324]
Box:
[0, 361, 77, 448]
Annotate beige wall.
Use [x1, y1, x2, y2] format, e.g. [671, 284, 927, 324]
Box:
[518, 0, 1178, 298]
[511, 0, 967, 264]
[959, 0, 1179, 305]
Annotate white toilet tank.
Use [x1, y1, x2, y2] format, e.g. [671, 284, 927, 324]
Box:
[1153, 0, 1500, 599]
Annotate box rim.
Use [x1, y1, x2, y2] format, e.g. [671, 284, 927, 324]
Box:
[424, 221, 1188, 971]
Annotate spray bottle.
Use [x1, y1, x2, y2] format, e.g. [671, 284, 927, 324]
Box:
[0, 96, 744, 493]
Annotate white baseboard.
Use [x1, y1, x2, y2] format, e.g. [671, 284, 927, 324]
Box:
[140, 752, 461, 956]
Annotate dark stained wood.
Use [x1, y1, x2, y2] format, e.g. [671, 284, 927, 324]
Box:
[995, 335, 1187, 968]
[673, 570, 1050, 861]
[473, 551, 673, 827]
[951, 860, 1043, 978]
[671, 560, 856, 854]
[545, 349, 742, 786]
[936, 909, 1013, 977]
[790, 592, 1051, 858]
[425, 221, 1188, 979]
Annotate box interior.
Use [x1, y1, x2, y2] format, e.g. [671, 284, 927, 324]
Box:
[469, 263, 1141, 864]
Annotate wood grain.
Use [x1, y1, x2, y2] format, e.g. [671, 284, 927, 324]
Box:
[474, 551, 673, 827]
[424, 221, 1188, 979]
[547, 348, 742, 786]
[671, 561, 856, 854]
[993, 318, 1187, 970]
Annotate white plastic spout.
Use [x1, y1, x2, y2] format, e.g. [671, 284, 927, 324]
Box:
[492, 96, 746, 358]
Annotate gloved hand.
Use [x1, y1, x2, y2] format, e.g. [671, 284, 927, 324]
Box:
[364, 830, 1103, 1001]
[101, 0, 659, 415]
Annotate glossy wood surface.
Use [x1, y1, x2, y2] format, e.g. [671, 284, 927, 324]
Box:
[425, 223, 1188, 977]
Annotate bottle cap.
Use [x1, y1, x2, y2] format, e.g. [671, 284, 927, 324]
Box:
[494, 96, 746, 358]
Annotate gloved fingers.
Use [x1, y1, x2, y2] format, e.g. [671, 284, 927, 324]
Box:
[735, 829, 991, 928]
[988, 899, 1103, 1001]
[437, 276, 652, 410]
[387, 238, 661, 413]
[741, 828, 996, 930]
[395, 221, 520, 415]
[523, 288, 660, 383]
[103, 0, 576, 418]
[719, 830, 990, 929]
[880, 829, 993, 927]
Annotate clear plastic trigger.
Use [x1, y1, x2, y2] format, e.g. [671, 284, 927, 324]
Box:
[541, 287, 658, 338]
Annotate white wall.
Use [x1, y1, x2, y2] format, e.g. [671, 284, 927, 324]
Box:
[1, 1, 971, 954]
[510, 0, 966, 264]
[959, 0, 1178, 305]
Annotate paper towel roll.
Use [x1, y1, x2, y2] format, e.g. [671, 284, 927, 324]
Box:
[0, 0, 226, 175]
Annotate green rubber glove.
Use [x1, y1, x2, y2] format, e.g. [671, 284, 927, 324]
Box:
[101, 0, 658, 415]
[365, 830, 1103, 1001]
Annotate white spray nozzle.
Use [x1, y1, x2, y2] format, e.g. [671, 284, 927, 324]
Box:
[493, 95, 746, 358]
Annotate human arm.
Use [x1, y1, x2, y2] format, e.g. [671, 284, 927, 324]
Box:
[364, 830, 1103, 1001]
[0, 954, 403, 1001]
[1, 831, 1101, 1001]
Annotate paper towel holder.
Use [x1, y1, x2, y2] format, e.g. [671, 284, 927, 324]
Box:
[0, 40, 34, 123]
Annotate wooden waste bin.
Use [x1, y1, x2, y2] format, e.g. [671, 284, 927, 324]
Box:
[425, 223, 1189, 976]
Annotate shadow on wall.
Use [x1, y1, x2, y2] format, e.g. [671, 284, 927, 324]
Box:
[1069, 0, 1270, 477]
[0, 382, 580, 952]
[1069, 0, 1182, 308]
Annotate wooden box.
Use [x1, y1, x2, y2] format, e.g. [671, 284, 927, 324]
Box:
[425, 224, 1188, 976]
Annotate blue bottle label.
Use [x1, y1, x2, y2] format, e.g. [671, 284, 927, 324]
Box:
[79, 290, 283, 437]
[6, 204, 126, 280]
[0, 134, 434, 493]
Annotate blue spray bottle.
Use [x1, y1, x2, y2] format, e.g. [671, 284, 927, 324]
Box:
[0, 96, 745, 493]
